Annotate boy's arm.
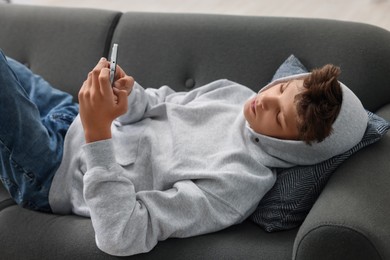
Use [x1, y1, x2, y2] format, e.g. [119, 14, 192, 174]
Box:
[115, 83, 176, 125]
[79, 59, 245, 132]
[82, 139, 266, 257]
[78, 58, 176, 138]
[116, 79, 244, 125]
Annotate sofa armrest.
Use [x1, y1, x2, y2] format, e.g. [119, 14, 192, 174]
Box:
[293, 107, 390, 260]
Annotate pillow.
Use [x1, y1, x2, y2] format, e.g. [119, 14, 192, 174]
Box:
[270, 54, 308, 80]
[250, 55, 390, 232]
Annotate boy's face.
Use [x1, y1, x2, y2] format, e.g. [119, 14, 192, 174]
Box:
[243, 79, 304, 140]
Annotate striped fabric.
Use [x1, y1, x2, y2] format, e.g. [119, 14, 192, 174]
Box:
[250, 55, 390, 231]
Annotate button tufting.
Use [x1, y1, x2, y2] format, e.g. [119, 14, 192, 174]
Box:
[255, 138, 259, 143]
[185, 78, 195, 89]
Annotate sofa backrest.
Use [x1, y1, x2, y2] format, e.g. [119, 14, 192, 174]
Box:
[112, 12, 390, 112]
[0, 5, 389, 113]
[0, 4, 121, 99]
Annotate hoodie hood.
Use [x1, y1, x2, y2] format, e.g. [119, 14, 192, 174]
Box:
[246, 73, 368, 166]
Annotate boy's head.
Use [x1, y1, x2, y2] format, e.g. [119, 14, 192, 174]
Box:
[296, 64, 342, 144]
[244, 64, 342, 144]
[245, 64, 368, 166]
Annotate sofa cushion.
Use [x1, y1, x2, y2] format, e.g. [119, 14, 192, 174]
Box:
[250, 55, 390, 232]
[0, 204, 297, 260]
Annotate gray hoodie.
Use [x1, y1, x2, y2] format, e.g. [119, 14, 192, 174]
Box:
[49, 76, 367, 256]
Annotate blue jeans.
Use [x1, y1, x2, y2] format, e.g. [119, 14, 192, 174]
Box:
[0, 50, 78, 212]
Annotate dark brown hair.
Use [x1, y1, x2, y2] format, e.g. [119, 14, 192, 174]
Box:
[295, 64, 343, 144]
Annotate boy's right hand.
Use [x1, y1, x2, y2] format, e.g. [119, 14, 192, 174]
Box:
[78, 58, 129, 143]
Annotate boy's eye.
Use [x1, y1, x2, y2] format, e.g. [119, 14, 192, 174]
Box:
[280, 84, 285, 93]
[276, 111, 282, 126]
[280, 81, 290, 93]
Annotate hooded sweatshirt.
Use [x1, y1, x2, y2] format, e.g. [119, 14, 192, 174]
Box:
[49, 76, 367, 256]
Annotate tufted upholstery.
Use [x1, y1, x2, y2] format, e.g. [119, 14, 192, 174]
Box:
[0, 4, 389, 260]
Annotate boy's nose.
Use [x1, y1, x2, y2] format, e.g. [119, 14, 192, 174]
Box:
[259, 95, 278, 110]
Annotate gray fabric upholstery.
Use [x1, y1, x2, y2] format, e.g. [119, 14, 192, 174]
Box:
[294, 106, 390, 260]
[0, 4, 389, 259]
[112, 12, 390, 112]
[0, 4, 121, 98]
[0, 204, 296, 259]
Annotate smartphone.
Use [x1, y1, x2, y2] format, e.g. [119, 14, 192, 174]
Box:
[109, 43, 118, 85]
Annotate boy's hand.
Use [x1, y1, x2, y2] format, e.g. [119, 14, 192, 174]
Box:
[78, 58, 129, 143]
[112, 64, 135, 97]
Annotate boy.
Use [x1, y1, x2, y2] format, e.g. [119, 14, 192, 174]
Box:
[0, 51, 367, 256]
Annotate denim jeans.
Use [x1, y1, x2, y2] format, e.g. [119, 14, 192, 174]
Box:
[0, 50, 78, 212]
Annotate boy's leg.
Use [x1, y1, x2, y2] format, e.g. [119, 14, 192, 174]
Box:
[6, 56, 78, 119]
[0, 50, 78, 212]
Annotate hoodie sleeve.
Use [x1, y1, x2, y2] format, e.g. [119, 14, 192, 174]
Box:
[115, 79, 238, 124]
[115, 82, 176, 124]
[82, 139, 268, 257]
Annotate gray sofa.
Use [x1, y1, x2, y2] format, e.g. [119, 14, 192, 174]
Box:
[1, 4, 390, 260]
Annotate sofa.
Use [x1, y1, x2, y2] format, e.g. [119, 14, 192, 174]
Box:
[0, 4, 390, 260]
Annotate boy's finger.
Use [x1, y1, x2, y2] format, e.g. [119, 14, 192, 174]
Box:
[113, 77, 128, 90]
[113, 87, 129, 114]
[94, 57, 109, 70]
[114, 76, 134, 93]
[99, 68, 112, 96]
[89, 58, 109, 92]
[115, 64, 126, 78]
